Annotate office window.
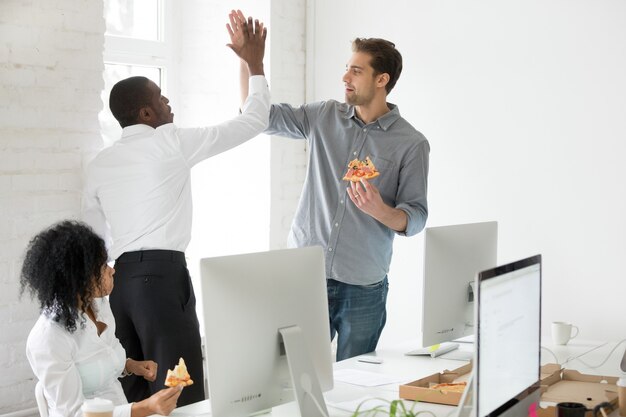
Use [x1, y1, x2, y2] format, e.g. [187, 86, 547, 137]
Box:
[100, 0, 174, 147]
[105, 0, 161, 41]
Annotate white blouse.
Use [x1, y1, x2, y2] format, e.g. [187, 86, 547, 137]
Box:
[26, 298, 133, 417]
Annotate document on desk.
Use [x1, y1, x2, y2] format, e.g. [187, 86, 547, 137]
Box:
[334, 369, 404, 387]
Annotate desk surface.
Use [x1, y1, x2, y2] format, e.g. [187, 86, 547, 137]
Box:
[161, 339, 619, 417]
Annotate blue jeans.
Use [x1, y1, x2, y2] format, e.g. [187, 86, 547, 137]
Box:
[327, 276, 389, 361]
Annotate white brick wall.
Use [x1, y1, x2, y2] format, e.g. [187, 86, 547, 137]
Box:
[269, 0, 307, 249]
[0, 0, 104, 413]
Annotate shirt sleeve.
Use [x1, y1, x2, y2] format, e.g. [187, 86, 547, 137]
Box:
[395, 139, 430, 237]
[176, 75, 270, 167]
[26, 323, 85, 417]
[81, 171, 113, 257]
[265, 102, 314, 139]
[27, 320, 132, 417]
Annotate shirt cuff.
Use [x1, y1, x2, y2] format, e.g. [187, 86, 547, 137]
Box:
[249, 75, 268, 94]
[114, 402, 133, 417]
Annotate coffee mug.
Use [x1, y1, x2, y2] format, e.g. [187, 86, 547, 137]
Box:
[557, 402, 613, 417]
[552, 321, 579, 345]
[557, 402, 586, 417]
[81, 397, 114, 417]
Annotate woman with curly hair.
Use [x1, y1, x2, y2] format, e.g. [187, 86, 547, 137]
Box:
[22, 220, 182, 417]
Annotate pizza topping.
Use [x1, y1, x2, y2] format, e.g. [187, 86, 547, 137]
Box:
[164, 357, 194, 387]
[342, 156, 380, 182]
[430, 382, 467, 393]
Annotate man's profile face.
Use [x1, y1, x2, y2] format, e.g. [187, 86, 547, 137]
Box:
[145, 81, 174, 127]
[342, 52, 377, 106]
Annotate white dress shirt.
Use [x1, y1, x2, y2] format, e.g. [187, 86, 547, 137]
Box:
[83, 76, 270, 260]
[26, 298, 132, 417]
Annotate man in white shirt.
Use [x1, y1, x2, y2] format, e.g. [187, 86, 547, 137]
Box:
[83, 18, 269, 406]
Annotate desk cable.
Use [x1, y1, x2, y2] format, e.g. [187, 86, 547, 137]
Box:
[565, 339, 626, 369]
[541, 346, 562, 365]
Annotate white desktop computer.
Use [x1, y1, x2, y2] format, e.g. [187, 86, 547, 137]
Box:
[199, 246, 333, 417]
[407, 221, 498, 359]
[456, 255, 542, 417]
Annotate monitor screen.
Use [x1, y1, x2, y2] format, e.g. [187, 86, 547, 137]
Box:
[199, 246, 333, 417]
[476, 255, 542, 417]
[421, 221, 498, 349]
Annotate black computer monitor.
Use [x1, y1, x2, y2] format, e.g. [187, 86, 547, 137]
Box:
[457, 255, 542, 417]
[199, 246, 334, 417]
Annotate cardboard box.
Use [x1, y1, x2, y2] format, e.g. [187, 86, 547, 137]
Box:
[399, 362, 472, 406]
[538, 363, 619, 417]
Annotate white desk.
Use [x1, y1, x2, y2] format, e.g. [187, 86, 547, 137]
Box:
[160, 339, 616, 417]
[541, 338, 608, 366]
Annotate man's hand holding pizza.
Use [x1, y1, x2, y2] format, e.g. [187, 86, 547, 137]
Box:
[343, 156, 408, 233]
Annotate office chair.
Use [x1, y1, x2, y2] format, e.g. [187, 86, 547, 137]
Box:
[35, 381, 49, 417]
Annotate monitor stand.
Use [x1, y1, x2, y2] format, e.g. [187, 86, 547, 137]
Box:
[279, 326, 329, 417]
[455, 372, 542, 417]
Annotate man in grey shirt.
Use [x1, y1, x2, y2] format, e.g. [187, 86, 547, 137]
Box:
[236, 25, 429, 360]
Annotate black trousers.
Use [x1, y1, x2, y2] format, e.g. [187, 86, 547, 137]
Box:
[110, 250, 205, 407]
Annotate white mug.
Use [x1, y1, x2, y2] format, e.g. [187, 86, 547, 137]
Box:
[81, 398, 114, 417]
[551, 321, 579, 345]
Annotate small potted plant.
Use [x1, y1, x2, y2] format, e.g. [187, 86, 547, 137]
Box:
[350, 398, 436, 417]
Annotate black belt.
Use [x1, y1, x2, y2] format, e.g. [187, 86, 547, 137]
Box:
[116, 249, 186, 265]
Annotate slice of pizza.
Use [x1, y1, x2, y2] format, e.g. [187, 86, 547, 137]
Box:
[342, 156, 380, 182]
[164, 357, 194, 387]
[430, 381, 467, 393]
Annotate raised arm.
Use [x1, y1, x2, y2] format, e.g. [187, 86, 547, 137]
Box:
[226, 9, 265, 108]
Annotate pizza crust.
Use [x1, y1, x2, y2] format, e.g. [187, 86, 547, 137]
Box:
[343, 171, 380, 182]
[164, 357, 194, 387]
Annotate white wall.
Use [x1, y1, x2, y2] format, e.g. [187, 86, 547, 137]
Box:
[307, 0, 626, 347]
[0, 1, 105, 414]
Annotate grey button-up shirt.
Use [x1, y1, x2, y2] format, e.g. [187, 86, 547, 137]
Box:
[266, 100, 429, 285]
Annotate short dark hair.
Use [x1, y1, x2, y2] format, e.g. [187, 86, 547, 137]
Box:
[20, 220, 108, 333]
[352, 38, 403, 94]
[109, 76, 153, 128]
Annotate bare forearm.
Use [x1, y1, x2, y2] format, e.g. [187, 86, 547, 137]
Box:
[239, 59, 250, 109]
[131, 401, 152, 417]
[373, 205, 408, 233]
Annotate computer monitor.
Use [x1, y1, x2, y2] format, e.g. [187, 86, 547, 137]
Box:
[456, 255, 542, 417]
[409, 221, 497, 358]
[199, 246, 333, 417]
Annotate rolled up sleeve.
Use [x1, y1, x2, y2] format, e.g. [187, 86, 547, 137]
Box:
[395, 139, 430, 237]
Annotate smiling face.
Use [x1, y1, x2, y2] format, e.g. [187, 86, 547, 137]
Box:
[142, 80, 174, 127]
[342, 52, 379, 106]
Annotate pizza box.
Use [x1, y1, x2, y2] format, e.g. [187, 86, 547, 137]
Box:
[538, 363, 619, 417]
[399, 362, 472, 406]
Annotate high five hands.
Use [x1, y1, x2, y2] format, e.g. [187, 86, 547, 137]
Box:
[226, 9, 267, 75]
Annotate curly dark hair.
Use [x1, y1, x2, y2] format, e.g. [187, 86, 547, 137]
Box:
[20, 220, 108, 333]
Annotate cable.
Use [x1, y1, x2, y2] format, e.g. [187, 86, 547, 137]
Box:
[568, 339, 626, 370]
[541, 345, 561, 364]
